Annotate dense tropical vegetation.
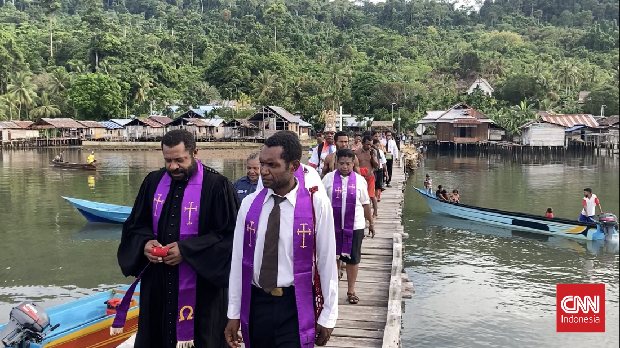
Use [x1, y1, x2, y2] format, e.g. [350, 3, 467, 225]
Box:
[0, 0, 618, 134]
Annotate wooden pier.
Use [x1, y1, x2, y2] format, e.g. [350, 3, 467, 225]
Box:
[325, 159, 408, 348]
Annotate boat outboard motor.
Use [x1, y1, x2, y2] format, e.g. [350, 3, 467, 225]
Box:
[598, 213, 618, 237]
[0, 302, 58, 348]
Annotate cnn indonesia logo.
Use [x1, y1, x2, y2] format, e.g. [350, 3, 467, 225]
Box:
[556, 284, 605, 332]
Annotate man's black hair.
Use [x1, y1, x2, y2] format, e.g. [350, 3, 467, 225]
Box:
[362, 135, 373, 143]
[335, 131, 348, 141]
[362, 130, 371, 137]
[371, 130, 378, 136]
[372, 139, 380, 145]
[385, 130, 392, 135]
[264, 131, 302, 164]
[438, 185, 443, 189]
[336, 148, 355, 160]
[161, 129, 196, 153]
[584, 188, 592, 193]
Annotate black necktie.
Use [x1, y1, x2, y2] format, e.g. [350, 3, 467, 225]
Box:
[259, 195, 286, 292]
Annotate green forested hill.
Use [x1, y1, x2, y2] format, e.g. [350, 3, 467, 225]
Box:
[0, 0, 618, 133]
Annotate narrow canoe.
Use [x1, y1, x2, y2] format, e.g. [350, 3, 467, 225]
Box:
[414, 187, 615, 241]
[0, 285, 139, 348]
[62, 197, 131, 224]
[51, 161, 100, 171]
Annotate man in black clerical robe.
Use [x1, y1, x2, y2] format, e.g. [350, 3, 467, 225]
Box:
[118, 130, 239, 348]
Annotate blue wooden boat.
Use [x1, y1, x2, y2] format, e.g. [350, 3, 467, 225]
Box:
[414, 187, 618, 241]
[0, 285, 139, 348]
[62, 197, 131, 224]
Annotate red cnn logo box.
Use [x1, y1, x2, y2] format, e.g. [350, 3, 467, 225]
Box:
[557, 284, 605, 332]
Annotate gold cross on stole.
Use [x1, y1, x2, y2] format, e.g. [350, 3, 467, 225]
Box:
[297, 223, 312, 248]
[246, 221, 256, 247]
[335, 187, 343, 198]
[153, 194, 164, 216]
[348, 183, 355, 194]
[184, 202, 198, 225]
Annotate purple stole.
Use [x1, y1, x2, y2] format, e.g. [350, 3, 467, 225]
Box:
[241, 166, 316, 348]
[111, 162, 203, 348]
[332, 170, 356, 257]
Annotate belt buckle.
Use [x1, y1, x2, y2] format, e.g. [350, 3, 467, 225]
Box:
[270, 288, 283, 297]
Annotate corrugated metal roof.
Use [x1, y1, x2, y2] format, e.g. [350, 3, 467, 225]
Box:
[0, 121, 20, 129]
[189, 118, 225, 127]
[541, 114, 598, 128]
[148, 115, 173, 125]
[453, 118, 481, 124]
[100, 121, 124, 129]
[599, 116, 619, 126]
[78, 120, 106, 128]
[268, 106, 297, 123]
[30, 118, 86, 129]
[12, 121, 33, 129]
[109, 119, 132, 126]
[127, 118, 164, 128]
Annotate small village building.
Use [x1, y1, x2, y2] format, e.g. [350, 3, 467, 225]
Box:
[29, 118, 86, 138]
[417, 103, 494, 143]
[247, 106, 304, 139]
[520, 113, 599, 147]
[336, 115, 371, 134]
[100, 121, 125, 140]
[125, 117, 165, 141]
[77, 121, 107, 140]
[0, 121, 38, 141]
[598, 116, 619, 145]
[167, 115, 226, 140]
[467, 77, 494, 96]
[224, 119, 260, 140]
[371, 121, 394, 132]
[148, 115, 173, 127]
[291, 116, 312, 139]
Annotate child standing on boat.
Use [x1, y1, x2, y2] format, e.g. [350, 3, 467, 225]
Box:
[424, 174, 433, 194]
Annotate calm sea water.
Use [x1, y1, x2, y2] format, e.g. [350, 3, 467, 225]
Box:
[0, 149, 618, 347]
[401, 152, 619, 347]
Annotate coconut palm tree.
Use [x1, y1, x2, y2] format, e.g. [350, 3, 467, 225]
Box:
[251, 71, 280, 105]
[0, 94, 19, 121]
[7, 72, 37, 120]
[133, 71, 152, 105]
[555, 60, 582, 95]
[30, 92, 61, 118]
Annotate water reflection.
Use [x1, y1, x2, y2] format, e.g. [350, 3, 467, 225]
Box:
[403, 154, 619, 347]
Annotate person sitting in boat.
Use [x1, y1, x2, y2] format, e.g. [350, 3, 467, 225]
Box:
[579, 188, 603, 223]
[53, 151, 64, 163]
[435, 185, 449, 201]
[545, 207, 554, 218]
[87, 151, 96, 164]
[451, 189, 460, 203]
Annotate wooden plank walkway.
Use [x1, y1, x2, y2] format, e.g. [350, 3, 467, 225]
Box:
[325, 160, 405, 348]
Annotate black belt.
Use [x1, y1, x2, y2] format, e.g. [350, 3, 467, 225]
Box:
[251, 285, 295, 297]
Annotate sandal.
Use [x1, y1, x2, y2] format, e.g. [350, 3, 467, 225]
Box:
[347, 292, 359, 304]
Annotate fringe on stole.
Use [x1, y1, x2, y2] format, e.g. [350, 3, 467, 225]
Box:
[110, 327, 124, 335]
[177, 340, 195, 348]
[341, 253, 351, 258]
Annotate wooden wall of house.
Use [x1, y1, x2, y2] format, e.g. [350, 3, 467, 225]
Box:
[436, 123, 489, 142]
[521, 123, 564, 146]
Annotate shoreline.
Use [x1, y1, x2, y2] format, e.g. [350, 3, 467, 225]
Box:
[80, 141, 315, 151]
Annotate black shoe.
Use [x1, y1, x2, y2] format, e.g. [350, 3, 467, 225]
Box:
[386, 183, 392, 187]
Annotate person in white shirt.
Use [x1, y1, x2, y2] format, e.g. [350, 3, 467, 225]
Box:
[384, 130, 399, 187]
[579, 188, 603, 223]
[225, 131, 337, 348]
[372, 139, 388, 202]
[309, 117, 337, 173]
[256, 162, 326, 195]
[322, 149, 373, 305]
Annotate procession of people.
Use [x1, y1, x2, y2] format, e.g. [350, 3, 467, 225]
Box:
[113, 110, 401, 348]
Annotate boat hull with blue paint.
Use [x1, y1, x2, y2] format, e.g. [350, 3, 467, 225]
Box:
[414, 187, 615, 241]
[0, 286, 139, 348]
[62, 197, 131, 224]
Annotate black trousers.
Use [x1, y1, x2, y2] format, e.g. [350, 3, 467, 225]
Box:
[249, 286, 301, 348]
[386, 159, 394, 184]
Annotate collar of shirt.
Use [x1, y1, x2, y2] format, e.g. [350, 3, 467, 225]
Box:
[241, 176, 258, 185]
[262, 179, 300, 207]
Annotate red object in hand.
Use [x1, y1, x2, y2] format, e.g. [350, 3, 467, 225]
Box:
[151, 246, 170, 257]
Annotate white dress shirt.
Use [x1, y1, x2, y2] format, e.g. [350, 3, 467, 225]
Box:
[322, 171, 370, 231]
[377, 148, 387, 166]
[309, 143, 337, 173]
[386, 139, 399, 159]
[228, 179, 338, 328]
[256, 163, 326, 195]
